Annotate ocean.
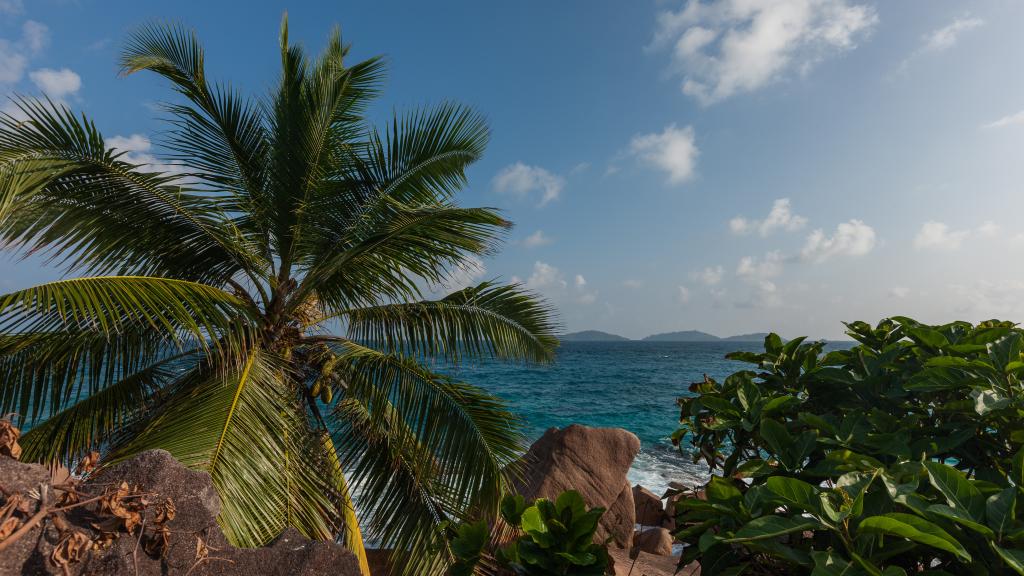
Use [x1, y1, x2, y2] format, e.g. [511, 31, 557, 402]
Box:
[445, 340, 849, 497]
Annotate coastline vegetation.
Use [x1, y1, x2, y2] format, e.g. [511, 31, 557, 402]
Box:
[0, 16, 557, 575]
[672, 318, 1024, 574]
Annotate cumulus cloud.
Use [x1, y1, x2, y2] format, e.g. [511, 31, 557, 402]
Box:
[525, 261, 568, 291]
[921, 15, 983, 53]
[888, 286, 910, 299]
[730, 198, 807, 236]
[107, 134, 186, 176]
[629, 124, 699, 184]
[0, 21, 50, 86]
[736, 251, 784, 281]
[983, 111, 1024, 129]
[492, 162, 564, 207]
[436, 256, 486, 293]
[801, 219, 876, 262]
[692, 265, 725, 286]
[29, 67, 80, 99]
[0, 0, 23, 15]
[949, 280, 1024, 316]
[21, 20, 46, 53]
[522, 230, 552, 248]
[649, 0, 877, 104]
[677, 285, 692, 304]
[913, 221, 969, 251]
[574, 275, 598, 304]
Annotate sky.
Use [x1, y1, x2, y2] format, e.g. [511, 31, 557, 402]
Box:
[2, 0, 1024, 340]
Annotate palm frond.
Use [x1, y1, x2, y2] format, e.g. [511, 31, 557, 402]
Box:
[0, 329, 188, 422]
[334, 396, 458, 576]
[344, 281, 559, 363]
[18, 350, 199, 463]
[0, 98, 260, 283]
[298, 204, 510, 311]
[109, 348, 348, 547]
[330, 341, 523, 529]
[120, 22, 272, 263]
[0, 276, 250, 344]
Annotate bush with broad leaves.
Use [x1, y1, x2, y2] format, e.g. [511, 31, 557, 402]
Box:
[672, 318, 1024, 575]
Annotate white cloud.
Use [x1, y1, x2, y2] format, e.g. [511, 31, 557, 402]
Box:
[801, 219, 876, 261]
[677, 285, 692, 304]
[693, 265, 725, 286]
[436, 256, 486, 293]
[921, 15, 983, 53]
[983, 111, 1024, 129]
[492, 162, 564, 207]
[949, 280, 1024, 316]
[574, 274, 598, 304]
[522, 230, 552, 248]
[22, 20, 46, 54]
[0, 21, 49, 87]
[0, 41, 25, 84]
[629, 124, 699, 184]
[730, 198, 807, 236]
[569, 162, 590, 175]
[889, 286, 910, 299]
[913, 221, 969, 251]
[650, 0, 877, 104]
[107, 134, 186, 176]
[623, 279, 644, 289]
[29, 67, 80, 99]
[0, 0, 22, 14]
[978, 220, 1001, 238]
[736, 251, 784, 280]
[734, 253, 783, 308]
[525, 261, 568, 291]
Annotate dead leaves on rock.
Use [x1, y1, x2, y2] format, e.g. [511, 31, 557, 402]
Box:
[0, 450, 179, 573]
[0, 416, 22, 460]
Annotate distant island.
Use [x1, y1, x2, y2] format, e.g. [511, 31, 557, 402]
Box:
[560, 330, 782, 342]
[643, 330, 720, 342]
[559, 330, 631, 342]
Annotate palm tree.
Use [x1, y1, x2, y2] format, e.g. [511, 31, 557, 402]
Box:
[0, 17, 557, 575]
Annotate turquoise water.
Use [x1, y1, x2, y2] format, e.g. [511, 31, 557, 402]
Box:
[445, 341, 848, 495]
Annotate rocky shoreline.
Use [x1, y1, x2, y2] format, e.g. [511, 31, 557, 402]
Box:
[1, 424, 694, 575]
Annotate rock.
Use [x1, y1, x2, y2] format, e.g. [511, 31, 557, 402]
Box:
[0, 451, 363, 576]
[633, 485, 666, 527]
[633, 527, 674, 556]
[609, 547, 698, 576]
[514, 425, 641, 549]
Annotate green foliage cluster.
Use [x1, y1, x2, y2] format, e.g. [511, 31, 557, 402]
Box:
[449, 491, 610, 576]
[672, 318, 1024, 575]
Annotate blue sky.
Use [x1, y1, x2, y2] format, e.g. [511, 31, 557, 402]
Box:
[3, 0, 1024, 339]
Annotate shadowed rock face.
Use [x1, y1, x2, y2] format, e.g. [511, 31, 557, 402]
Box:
[0, 449, 362, 575]
[514, 424, 641, 549]
[633, 484, 667, 527]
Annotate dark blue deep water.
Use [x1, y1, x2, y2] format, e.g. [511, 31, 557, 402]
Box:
[445, 341, 849, 495]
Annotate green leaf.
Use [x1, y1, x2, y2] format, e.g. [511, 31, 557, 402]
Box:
[993, 544, 1024, 575]
[858, 513, 971, 561]
[766, 476, 824, 518]
[725, 515, 820, 543]
[923, 461, 986, 521]
[926, 504, 994, 538]
[987, 488, 1017, 540]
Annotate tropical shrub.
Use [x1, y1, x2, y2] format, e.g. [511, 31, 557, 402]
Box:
[0, 16, 558, 576]
[671, 318, 1024, 575]
[448, 491, 611, 575]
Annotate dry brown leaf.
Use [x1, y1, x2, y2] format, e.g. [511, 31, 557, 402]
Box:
[74, 451, 100, 475]
[0, 418, 22, 460]
[51, 530, 91, 568]
[0, 516, 20, 542]
[195, 535, 212, 561]
[154, 498, 176, 525]
[144, 525, 171, 558]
